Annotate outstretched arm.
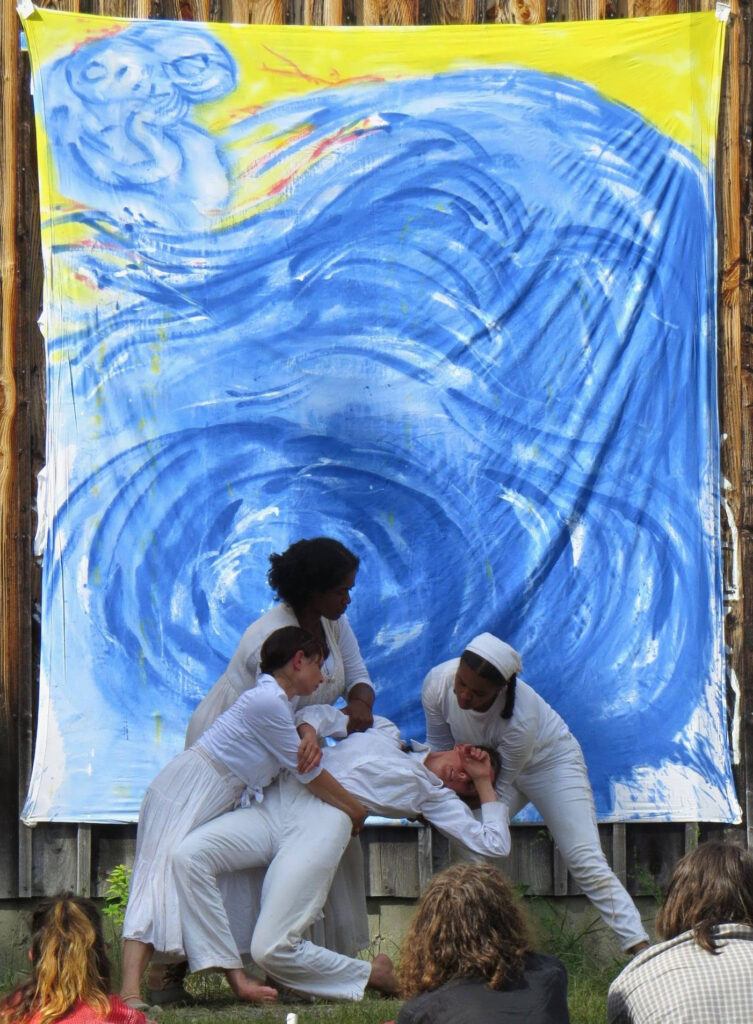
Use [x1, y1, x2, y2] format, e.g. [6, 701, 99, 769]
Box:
[421, 754, 511, 858]
[305, 769, 368, 835]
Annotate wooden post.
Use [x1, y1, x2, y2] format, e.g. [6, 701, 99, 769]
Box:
[426, 0, 477, 24]
[289, 0, 344, 26]
[564, 0, 606, 20]
[356, 0, 418, 25]
[714, 0, 750, 844]
[484, 0, 546, 22]
[627, 0, 677, 15]
[737, 0, 753, 850]
[222, 0, 287, 20]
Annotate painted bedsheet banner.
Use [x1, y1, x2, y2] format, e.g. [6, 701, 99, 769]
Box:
[21, 6, 738, 824]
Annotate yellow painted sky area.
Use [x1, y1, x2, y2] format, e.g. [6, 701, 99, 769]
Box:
[22, 8, 725, 168]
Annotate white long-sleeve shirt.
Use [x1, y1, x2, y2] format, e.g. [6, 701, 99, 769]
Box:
[195, 674, 323, 801]
[186, 604, 373, 746]
[422, 659, 570, 795]
[303, 716, 511, 857]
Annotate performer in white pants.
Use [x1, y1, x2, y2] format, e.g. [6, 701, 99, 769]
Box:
[120, 627, 367, 1008]
[173, 717, 509, 1001]
[183, 538, 374, 969]
[422, 632, 649, 954]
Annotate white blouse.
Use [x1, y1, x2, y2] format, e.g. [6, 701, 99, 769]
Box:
[186, 604, 372, 746]
[195, 674, 322, 801]
[422, 658, 570, 794]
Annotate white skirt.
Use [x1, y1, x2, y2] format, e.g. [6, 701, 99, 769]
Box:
[122, 748, 246, 955]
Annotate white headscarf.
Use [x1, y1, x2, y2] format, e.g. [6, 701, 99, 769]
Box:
[463, 633, 521, 681]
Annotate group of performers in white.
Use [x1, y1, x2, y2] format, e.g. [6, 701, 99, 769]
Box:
[119, 537, 649, 1007]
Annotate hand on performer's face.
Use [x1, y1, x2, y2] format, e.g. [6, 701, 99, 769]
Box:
[458, 744, 493, 784]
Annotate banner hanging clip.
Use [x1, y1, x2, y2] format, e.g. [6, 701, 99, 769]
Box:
[715, 1, 731, 21]
[17, 0, 35, 19]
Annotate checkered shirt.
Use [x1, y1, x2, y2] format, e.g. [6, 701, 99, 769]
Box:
[607, 923, 753, 1023]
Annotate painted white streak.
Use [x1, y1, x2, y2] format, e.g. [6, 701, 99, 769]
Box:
[729, 664, 742, 765]
[373, 622, 425, 651]
[21, 667, 67, 823]
[568, 520, 585, 567]
[721, 487, 740, 601]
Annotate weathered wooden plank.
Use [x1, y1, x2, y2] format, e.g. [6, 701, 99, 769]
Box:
[76, 826, 93, 897]
[33, 1, 81, 10]
[552, 846, 568, 896]
[683, 823, 699, 853]
[355, 0, 418, 24]
[84, 0, 152, 15]
[416, 825, 433, 892]
[364, 828, 421, 897]
[91, 826, 137, 896]
[289, 0, 343, 25]
[504, 826, 553, 895]
[32, 825, 78, 896]
[738, 0, 753, 852]
[148, 0, 212, 18]
[2, 0, 24, 902]
[484, 0, 546, 22]
[424, 0, 476, 24]
[221, 0, 286, 20]
[611, 822, 627, 886]
[628, 824, 685, 895]
[563, 0, 606, 19]
[626, 0, 677, 15]
[716, 0, 748, 847]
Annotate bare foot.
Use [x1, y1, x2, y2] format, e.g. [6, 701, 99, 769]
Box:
[367, 953, 400, 995]
[225, 969, 278, 1004]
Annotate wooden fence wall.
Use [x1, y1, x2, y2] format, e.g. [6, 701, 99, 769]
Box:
[1, 0, 752, 902]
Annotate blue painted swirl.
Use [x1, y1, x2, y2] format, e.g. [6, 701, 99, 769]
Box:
[26, 23, 735, 822]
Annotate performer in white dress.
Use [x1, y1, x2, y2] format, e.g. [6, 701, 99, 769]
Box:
[180, 538, 373, 975]
[171, 717, 509, 1001]
[119, 627, 366, 1008]
[422, 632, 649, 954]
[186, 537, 375, 744]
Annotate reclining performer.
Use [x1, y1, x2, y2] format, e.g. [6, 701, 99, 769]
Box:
[172, 716, 509, 1001]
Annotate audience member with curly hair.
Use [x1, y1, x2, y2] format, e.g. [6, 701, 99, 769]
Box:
[396, 863, 569, 1024]
[0, 894, 152, 1024]
[608, 841, 753, 1023]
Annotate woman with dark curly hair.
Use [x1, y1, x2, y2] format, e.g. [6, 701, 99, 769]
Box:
[186, 537, 374, 745]
[608, 842, 753, 1023]
[396, 864, 569, 1024]
[1, 894, 153, 1024]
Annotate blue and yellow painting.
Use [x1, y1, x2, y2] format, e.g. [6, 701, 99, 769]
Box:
[20, 7, 738, 823]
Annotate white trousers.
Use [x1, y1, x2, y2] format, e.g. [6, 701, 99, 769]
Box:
[173, 774, 372, 1000]
[457, 735, 648, 950]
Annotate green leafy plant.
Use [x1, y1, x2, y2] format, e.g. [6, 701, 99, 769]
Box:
[102, 863, 132, 929]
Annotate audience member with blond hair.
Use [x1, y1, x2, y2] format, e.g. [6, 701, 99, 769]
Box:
[396, 863, 569, 1023]
[0, 894, 152, 1024]
[608, 841, 753, 1023]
